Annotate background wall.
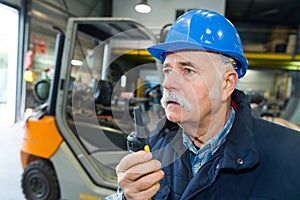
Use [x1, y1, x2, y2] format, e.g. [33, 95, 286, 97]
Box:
[112, 0, 225, 34]
[238, 69, 276, 93]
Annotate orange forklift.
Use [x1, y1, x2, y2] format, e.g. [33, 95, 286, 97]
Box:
[20, 17, 165, 200]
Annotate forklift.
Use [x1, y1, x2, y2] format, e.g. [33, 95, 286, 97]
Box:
[20, 17, 165, 200]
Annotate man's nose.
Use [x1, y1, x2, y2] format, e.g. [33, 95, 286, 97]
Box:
[162, 70, 182, 90]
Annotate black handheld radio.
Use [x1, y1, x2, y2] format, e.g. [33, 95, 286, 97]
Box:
[127, 106, 151, 152]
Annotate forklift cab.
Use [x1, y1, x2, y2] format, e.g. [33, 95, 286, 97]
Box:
[21, 18, 164, 200]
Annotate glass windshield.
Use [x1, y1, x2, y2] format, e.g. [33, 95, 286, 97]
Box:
[66, 20, 164, 154]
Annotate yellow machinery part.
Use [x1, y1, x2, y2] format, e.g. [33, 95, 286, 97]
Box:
[21, 116, 63, 168]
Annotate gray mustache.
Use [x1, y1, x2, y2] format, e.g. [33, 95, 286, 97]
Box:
[161, 90, 192, 111]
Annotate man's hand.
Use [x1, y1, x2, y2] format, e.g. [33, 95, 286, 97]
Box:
[116, 151, 164, 200]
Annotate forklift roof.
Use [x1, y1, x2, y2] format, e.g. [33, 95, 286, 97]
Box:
[74, 17, 155, 41]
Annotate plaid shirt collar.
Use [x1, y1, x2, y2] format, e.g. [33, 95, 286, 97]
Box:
[182, 107, 236, 175]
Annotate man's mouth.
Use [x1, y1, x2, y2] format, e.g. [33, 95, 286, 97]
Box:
[167, 101, 180, 105]
[161, 91, 192, 111]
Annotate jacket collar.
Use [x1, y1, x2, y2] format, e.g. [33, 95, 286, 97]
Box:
[221, 89, 260, 170]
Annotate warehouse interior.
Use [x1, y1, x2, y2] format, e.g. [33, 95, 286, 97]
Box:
[1, 0, 300, 199]
[1, 0, 300, 126]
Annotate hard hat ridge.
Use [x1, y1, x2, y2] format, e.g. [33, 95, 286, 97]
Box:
[147, 9, 248, 78]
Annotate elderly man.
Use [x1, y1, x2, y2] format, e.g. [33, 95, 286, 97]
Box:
[106, 9, 300, 200]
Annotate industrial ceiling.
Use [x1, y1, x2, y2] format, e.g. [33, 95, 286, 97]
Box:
[4, 0, 299, 60]
[226, 0, 300, 27]
[28, 0, 300, 27]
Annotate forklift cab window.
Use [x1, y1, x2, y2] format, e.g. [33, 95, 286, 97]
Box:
[65, 20, 164, 156]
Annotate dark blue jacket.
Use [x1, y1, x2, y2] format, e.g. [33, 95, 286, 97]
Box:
[149, 89, 300, 200]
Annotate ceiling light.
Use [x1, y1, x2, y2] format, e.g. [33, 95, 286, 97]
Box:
[71, 59, 83, 66]
[135, 0, 151, 14]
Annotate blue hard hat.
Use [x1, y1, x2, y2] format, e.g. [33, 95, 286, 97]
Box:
[147, 9, 248, 78]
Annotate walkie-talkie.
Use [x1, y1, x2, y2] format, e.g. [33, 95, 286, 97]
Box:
[127, 106, 151, 152]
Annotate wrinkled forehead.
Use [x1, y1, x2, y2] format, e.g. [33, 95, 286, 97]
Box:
[164, 50, 225, 74]
[164, 50, 224, 64]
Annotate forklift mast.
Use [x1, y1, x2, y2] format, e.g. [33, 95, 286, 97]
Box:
[48, 28, 65, 116]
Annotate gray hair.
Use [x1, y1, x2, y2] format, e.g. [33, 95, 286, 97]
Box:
[222, 55, 238, 71]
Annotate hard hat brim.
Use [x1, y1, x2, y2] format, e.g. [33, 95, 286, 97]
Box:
[147, 41, 248, 78]
[147, 41, 205, 61]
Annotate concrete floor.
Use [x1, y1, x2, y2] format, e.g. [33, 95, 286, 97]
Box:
[0, 106, 26, 199]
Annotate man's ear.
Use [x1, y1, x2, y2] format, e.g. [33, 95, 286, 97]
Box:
[221, 70, 238, 101]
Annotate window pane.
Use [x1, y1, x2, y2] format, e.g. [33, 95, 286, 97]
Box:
[0, 4, 19, 125]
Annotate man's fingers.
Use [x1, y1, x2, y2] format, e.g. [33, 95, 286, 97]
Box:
[134, 170, 164, 190]
[116, 151, 152, 173]
[118, 159, 162, 183]
[124, 182, 161, 200]
[116, 151, 164, 200]
[126, 159, 161, 176]
[121, 170, 164, 194]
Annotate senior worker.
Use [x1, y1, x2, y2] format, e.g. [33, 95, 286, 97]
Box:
[106, 9, 300, 200]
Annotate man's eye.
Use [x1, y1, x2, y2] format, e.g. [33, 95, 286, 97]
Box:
[184, 68, 195, 74]
[163, 68, 171, 75]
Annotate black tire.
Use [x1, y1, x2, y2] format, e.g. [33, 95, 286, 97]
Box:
[21, 159, 60, 200]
